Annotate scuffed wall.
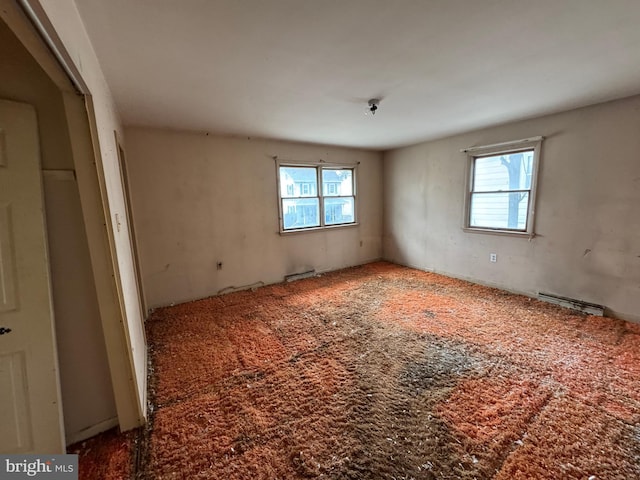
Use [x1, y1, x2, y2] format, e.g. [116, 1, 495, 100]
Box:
[383, 95, 640, 322]
[125, 128, 383, 308]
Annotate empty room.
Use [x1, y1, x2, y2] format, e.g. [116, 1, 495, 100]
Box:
[1, 1, 639, 479]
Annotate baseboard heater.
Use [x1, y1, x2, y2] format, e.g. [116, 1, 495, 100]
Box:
[537, 292, 604, 316]
[285, 269, 316, 282]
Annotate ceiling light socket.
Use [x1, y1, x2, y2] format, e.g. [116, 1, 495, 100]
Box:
[367, 98, 380, 115]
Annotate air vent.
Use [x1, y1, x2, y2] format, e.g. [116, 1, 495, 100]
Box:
[538, 292, 604, 316]
[285, 269, 316, 282]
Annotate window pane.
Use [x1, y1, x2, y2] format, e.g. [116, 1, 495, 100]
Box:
[473, 150, 534, 192]
[470, 192, 529, 230]
[279, 166, 317, 198]
[324, 197, 355, 225]
[282, 198, 319, 229]
[322, 169, 353, 196]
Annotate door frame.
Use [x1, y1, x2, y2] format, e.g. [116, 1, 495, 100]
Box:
[0, 0, 145, 430]
[115, 132, 148, 319]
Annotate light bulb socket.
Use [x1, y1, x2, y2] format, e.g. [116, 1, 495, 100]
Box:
[367, 98, 380, 115]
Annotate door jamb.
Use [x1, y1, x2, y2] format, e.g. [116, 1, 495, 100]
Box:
[115, 132, 148, 319]
[64, 93, 143, 429]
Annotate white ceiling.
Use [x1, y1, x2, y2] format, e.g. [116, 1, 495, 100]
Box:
[74, 0, 640, 150]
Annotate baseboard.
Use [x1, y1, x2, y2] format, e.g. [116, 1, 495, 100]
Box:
[384, 258, 640, 324]
[315, 257, 384, 276]
[66, 417, 119, 446]
[150, 257, 386, 311]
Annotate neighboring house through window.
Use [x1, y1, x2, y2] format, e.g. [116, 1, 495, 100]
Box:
[463, 137, 542, 236]
[277, 163, 356, 232]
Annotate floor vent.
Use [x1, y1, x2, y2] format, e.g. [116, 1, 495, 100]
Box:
[538, 292, 604, 316]
[285, 269, 316, 282]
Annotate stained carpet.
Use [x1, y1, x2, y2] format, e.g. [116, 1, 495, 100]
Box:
[82, 262, 640, 479]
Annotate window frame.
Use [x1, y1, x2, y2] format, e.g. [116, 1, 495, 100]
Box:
[462, 137, 543, 237]
[276, 160, 358, 234]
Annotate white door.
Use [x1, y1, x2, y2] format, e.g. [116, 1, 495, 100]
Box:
[0, 99, 64, 453]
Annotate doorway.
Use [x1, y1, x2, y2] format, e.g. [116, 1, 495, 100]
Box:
[0, 3, 146, 450]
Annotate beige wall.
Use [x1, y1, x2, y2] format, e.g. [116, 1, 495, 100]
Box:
[0, 17, 116, 443]
[40, 0, 147, 424]
[383, 95, 640, 322]
[0, 15, 73, 170]
[125, 128, 383, 308]
[43, 173, 117, 444]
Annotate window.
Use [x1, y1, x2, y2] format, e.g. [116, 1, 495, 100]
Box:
[278, 164, 356, 232]
[463, 137, 542, 236]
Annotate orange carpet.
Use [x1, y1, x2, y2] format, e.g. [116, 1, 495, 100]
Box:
[68, 427, 135, 480]
[79, 262, 640, 479]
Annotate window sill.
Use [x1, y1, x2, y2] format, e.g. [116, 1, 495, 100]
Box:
[279, 222, 359, 235]
[462, 227, 535, 239]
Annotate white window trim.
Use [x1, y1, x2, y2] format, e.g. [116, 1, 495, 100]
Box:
[275, 159, 358, 234]
[462, 136, 543, 238]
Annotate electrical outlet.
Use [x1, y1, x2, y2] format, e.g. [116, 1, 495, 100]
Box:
[490, 253, 497, 263]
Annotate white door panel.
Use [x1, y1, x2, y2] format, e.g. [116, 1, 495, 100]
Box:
[0, 352, 31, 451]
[0, 99, 64, 453]
[0, 203, 17, 312]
